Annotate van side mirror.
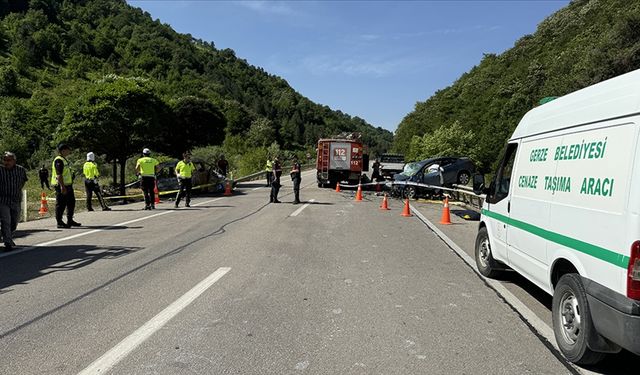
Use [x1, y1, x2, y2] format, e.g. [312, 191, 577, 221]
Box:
[473, 174, 485, 195]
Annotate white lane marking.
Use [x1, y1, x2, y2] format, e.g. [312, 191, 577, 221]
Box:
[410, 207, 594, 375]
[252, 187, 262, 191]
[0, 198, 225, 259]
[290, 199, 315, 217]
[77, 267, 231, 375]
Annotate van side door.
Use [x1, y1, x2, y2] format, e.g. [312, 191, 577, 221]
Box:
[506, 136, 557, 288]
[484, 142, 519, 264]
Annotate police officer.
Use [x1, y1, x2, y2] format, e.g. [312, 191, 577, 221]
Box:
[175, 151, 195, 208]
[269, 157, 282, 203]
[38, 165, 50, 190]
[265, 157, 273, 187]
[52, 144, 81, 228]
[83, 152, 111, 211]
[290, 156, 301, 204]
[135, 148, 160, 210]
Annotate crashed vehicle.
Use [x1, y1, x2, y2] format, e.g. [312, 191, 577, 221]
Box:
[155, 159, 228, 194]
[392, 157, 475, 199]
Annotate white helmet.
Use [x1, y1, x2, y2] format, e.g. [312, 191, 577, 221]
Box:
[142, 148, 151, 155]
[86, 152, 95, 161]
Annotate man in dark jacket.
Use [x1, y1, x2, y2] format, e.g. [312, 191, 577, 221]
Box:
[290, 156, 301, 204]
[270, 157, 282, 203]
[0, 152, 28, 251]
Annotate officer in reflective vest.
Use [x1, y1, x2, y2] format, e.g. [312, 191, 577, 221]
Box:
[269, 157, 282, 203]
[83, 152, 110, 212]
[135, 148, 160, 210]
[175, 152, 195, 208]
[265, 158, 273, 187]
[51, 144, 81, 228]
[290, 156, 301, 204]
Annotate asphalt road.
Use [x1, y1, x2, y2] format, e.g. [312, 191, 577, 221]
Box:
[1, 170, 573, 374]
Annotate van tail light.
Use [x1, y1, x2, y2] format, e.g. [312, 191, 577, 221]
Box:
[628, 241, 640, 300]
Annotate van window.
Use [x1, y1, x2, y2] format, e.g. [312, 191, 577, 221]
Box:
[491, 143, 518, 203]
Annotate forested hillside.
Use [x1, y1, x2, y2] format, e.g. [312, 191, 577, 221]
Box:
[0, 0, 392, 171]
[395, 0, 640, 170]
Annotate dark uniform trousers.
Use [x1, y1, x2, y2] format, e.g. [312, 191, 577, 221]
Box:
[141, 176, 156, 208]
[55, 185, 76, 223]
[270, 178, 281, 202]
[292, 177, 301, 203]
[176, 178, 192, 205]
[266, 172, 272, 187]
[85, 180, 107, 210]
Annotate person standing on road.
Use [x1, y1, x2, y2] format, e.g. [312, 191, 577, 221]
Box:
[175, 152, 195, 208]
[217, 155, 229, 177]
[135, 148, 160, 210]
[0, 152, 28, 252]
[269, 157, 282, 203]
[290, 156, 301, 205]
[371, 158, 381, 182]
[52, 144, 81, 229]
[83, 152, 110, 212]
[265, 157, 273, 187]
[38, 165, 50, 190]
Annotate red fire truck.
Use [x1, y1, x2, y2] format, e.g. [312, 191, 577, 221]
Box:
[316, 137, 369, 187]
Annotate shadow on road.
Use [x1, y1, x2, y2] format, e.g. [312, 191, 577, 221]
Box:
[490, 270, 640, 373]
[13, 229, 61, 238]
[307, 201, 334, 206]
[0, 244, 141, 293]
[237, 182, 269, 188]
[80, 225, 140, 230]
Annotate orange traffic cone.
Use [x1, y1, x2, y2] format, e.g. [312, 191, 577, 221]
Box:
[380, 193, 390, 210]
[38, 192, 49, 216]
[335, 183, 341, 193]
[355, 184, 363, 201]
[401, 199, 412, 217]
[154, 181, 161, 204]
[223, 179, 233, 196]
[439, 197, 452, 225]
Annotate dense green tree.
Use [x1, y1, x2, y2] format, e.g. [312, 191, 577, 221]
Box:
[0, 65, 17, 95]
[247, 117, 276, 147]
[57, 75, 168, 194]
[164, 96, 226, 155]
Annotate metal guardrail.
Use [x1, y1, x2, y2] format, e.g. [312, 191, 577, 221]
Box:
[235, 163, 316, 184]
[450, 184, 485, 210]
[391, 180, 486, 211]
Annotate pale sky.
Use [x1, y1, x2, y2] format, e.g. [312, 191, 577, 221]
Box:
[129, 0, 569, 131]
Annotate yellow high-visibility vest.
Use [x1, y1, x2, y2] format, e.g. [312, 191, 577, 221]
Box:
[83, 161, 100, 180]
[176, 160, 195, 178]
[136, 156, 159, 177]
[51, 155, 72, 185]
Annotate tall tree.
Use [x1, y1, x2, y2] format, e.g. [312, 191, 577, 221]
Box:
[57, 75, 168, 195]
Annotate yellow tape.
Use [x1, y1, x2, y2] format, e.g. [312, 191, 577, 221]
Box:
[99, 182, 219, 200]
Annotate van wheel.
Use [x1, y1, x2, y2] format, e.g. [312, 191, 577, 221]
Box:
[457, 170, 471, 185]
[475, 227, 502, 278]
[552, 274, 606, 365]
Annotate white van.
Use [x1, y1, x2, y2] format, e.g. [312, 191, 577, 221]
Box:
[474, 69, 640, 364]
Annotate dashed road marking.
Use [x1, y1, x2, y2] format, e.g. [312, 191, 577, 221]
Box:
[77, 267, 231, 375]
[290, 199, 315, 217]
